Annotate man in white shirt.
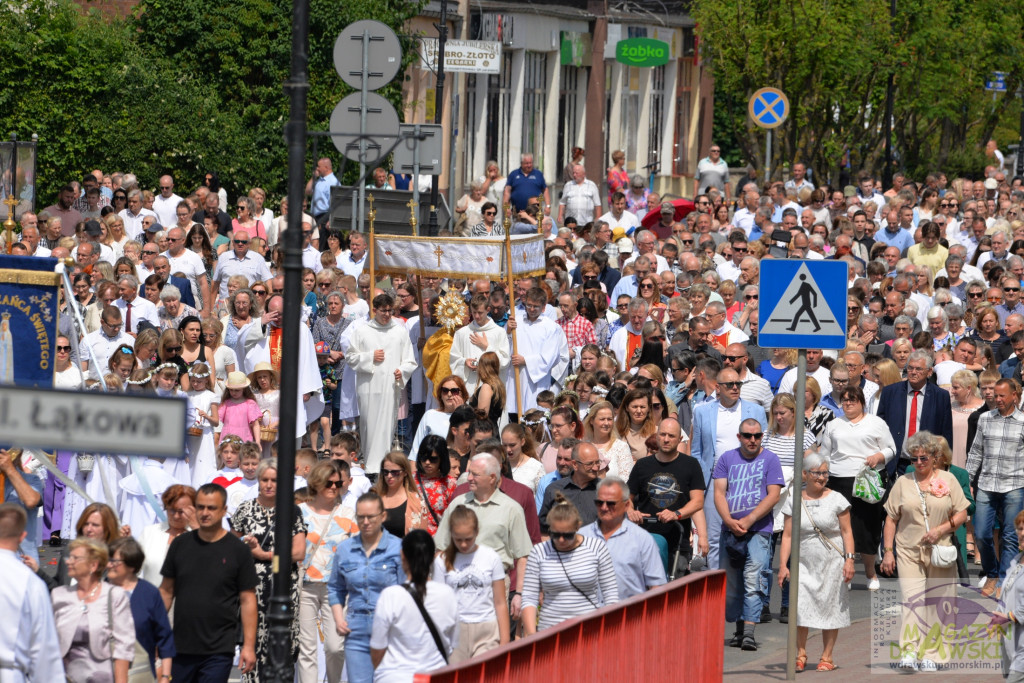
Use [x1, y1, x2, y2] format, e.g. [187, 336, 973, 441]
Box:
[0, 503, 66, 683]
[211, 230, 274, 300]
[19, 225, 50, 257]
[731, 190, 759, 236]
[557, 164, 602, 225]
[621, 230, 670, 274]
[82, 306, 132, 379]
[118, 189, 157, 240]
[164, 227, 212, 313]
[716, 234, 747, 283]
[597, 192, 640, 236]
[151, 175, 183, 227]
[778, 348, 832, 396]
[300, 219, 323, 274]
[115, 275, 159, 336]
[338, 232, 368, 279]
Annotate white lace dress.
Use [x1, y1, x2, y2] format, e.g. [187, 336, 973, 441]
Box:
[601, 439, 636, 480]
[781, 490, 852, 629]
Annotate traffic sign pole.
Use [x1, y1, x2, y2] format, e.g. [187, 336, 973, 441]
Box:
[786, 350, 807, 682]
[766, 129, 773, 183]
[359, 29, 369, 232]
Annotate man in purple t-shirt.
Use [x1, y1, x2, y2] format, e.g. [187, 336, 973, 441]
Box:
[712, 417, 783, 652]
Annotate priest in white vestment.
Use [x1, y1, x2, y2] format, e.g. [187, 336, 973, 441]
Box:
[450, 293, 510, 394]
[505, 287, 570, 414]
[346, 294, 418, 473]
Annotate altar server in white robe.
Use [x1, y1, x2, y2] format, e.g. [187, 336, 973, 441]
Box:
[337, 316, 367, 423]
[450, 292, 510, 394]
[0, 503, 66, 683]
[346, 294, 418, 474]
[505, 287, 570, 415]
[234, 295, 324, 440]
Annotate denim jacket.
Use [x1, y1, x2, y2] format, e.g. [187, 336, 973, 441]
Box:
[327, 529, 405, 613]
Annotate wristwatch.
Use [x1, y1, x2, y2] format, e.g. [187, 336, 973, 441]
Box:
[675, 510, 684, 520]
[843, 553, 856, 560]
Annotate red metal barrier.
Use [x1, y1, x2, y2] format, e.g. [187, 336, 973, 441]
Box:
[413, 570, 727, 683]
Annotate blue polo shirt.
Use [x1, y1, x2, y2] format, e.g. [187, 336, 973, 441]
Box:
[507, 168, 547, 213]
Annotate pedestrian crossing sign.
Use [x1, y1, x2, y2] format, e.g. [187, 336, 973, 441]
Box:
[758, 260, 848, 349]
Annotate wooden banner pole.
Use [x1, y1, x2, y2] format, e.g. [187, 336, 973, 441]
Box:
[504, 211, 523, 417]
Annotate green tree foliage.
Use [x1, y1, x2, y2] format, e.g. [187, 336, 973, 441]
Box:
[0, 0, 423, 207]
[692, 0, 1024, 182]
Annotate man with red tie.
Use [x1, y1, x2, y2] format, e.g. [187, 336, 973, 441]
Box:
[875, 349, 953, 478]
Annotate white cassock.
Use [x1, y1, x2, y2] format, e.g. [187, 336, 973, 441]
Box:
[505, 316, 570, 413]
[118, 459, 178, 534]
[405, 316, 438, 409]
[346, 318, 418, 474]
[0, 548, 65, 683]
[338, 318, 368, 421]
[237, 322, 325, 439]
[449, 318, 510, 394]
[155, 387, 194, 483]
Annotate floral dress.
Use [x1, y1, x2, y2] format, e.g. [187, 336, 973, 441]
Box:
[415, 474, 458, 535]
[231, 499, 307, 683]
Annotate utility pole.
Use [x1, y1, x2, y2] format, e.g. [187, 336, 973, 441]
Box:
[882, 0, 896, 187]
[267, 0, 308, 678]
[427, 0, 449, 236]
[584, 0, 608, 186]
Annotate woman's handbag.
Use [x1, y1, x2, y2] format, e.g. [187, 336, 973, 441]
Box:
[913, 478, 958, 568]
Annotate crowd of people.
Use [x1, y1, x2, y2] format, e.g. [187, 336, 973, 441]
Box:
[8, 145, 1024, 680]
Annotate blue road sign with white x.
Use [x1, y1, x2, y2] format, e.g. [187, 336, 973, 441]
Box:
[749, 88, 789, 129]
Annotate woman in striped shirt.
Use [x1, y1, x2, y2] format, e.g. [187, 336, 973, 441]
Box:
[521, 493, 619, 634]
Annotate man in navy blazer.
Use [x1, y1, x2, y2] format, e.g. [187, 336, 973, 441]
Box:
[876, 349, 953, 478]
[144, 255, 197, 309]
[691, 367, 768, 571]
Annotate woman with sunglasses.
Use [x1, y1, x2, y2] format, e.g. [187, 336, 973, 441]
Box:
[156, 328, 190, 390]
[328, 492, 406, 683]
[297, 461, 357, 683]
[521, 493, 618, 634]
[410, 375, 468, 456]
[819, 385, 896, 591]
[372, 451, 428, 539]
[414, 436, 458, 536]
[882, 432, 969, 671]
[470, 201, 503, 236]
[111, 190, 128, 213]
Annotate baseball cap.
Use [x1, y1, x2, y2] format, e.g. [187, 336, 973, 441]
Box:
[985, 178, 998, 190]
[315, 341, 331, 355]
[617, 237, 634, 254]
[611, 227, 627, 241]
[843, 185, 857, 198]
[146, 221, 163, 234]
[83, 220, 102, 237]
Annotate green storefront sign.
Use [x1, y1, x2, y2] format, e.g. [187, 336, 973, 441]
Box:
[615, 38, 670, 68]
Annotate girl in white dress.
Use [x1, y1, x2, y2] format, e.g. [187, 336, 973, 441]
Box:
[186, 363, 220, 488]
[152, 363, 195, 484]
[249, 362, 280, 459]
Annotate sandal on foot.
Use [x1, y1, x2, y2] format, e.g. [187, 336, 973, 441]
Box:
[817, 658, 837, 672]
[795, 654, 807, 673]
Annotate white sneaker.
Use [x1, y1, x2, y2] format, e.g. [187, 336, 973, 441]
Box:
[918, 659, 938, 672]
[898, 654, 918, 670]
[980, 576, 989, 589]
[868, 577, 881, 591]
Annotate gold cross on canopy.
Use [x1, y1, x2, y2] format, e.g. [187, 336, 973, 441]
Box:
[433, 245, 444, 267]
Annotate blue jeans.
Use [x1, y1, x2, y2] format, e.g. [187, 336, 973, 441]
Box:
[974, 488, 1024, 582]
[345, 612, 374, 683]
[704, 482, 722, 570]
[762, 531, 789, 610]
[723, 531, 772, 624]
[170, 653, 234, 683]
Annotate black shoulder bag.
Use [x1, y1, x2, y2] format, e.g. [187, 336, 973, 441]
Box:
[402, 584, 449, 664]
